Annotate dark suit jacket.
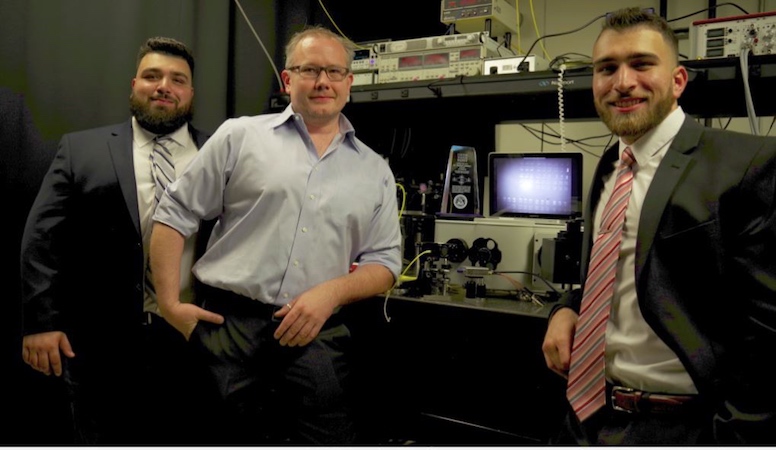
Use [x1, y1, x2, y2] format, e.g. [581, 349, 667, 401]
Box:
[20, 120, 211, 358]
[560, 117, 776, 444]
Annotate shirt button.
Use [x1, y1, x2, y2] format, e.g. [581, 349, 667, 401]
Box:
[283, 293, 289, 298]
[309, 194, 315, 200]
[302, 227, 308, 233]
[293, 260, 299, 267]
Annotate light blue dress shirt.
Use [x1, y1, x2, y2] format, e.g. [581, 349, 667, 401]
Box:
[153, 105, 402, 306]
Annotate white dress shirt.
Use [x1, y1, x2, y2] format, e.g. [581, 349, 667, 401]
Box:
[132, 117, 199, 314]
[594, 107, 698, 394]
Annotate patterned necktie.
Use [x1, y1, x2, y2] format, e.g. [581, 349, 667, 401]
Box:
[566, 147, 636, 422]
[151, 136, 175, 205]
[145, 136, 175, 303]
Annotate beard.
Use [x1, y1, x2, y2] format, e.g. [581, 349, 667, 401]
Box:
[129, 93, 193, 135]
[595, 91, 674, 140]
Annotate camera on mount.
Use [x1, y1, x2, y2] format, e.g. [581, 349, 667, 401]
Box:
[539, 218, 583, 286]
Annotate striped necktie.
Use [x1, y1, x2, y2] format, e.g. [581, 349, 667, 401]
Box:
[151, 136, 175, 205]
[145, 135, 175, 303]
[566, 147, 636, 422]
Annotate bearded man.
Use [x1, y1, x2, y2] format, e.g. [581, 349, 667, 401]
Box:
[541, 8, 776, 445]
[20, 37, 214, 445]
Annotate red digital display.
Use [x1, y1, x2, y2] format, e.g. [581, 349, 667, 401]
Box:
[398, 55, 423, 69]
[445, 0, 485, 7]
[459, 49, 480, 60]
[423, 53, 450, 68]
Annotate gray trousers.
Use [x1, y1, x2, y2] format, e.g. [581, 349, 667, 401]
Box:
[191, 286, 356, 445]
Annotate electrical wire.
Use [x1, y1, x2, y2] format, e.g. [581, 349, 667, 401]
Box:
[317, 0, 370, 50]
[396, 182, 407, 218]
[529, 0, 552, 61]
[665, 2, 749, 23]
[540, 123, 614, 149]
[549, 53, 592, 71]
[515, 0, 522, 54]
[495, 273, 525, 290]
[716, 117, 733, 130]
[739, 49, 760, 135]
[767, 116, 776, 136]
[493, 270, 561, 294]
[557, 63, 567, 152]
[519, 124, 608, 158]
[233, 0, 283, 91]
[516, 13, 606, 77]
[384, 250, 432, 322]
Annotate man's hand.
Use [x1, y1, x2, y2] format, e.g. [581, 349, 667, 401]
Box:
[161, 302, 224, 340]
[541, 307, 578, 378]
[22, 331, 75, 376]
[272, 285, 339, 347]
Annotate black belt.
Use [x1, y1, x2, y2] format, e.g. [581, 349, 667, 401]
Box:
[609, 385, 699, 414]
[199, 285, 341, 327]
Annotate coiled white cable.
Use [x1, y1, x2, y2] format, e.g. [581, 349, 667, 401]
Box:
[558, 63, 567, 152]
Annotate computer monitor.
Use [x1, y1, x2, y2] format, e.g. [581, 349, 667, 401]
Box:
[488, 152, 583, 219]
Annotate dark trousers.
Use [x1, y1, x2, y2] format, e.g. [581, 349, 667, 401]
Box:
[63, 317, 214, 445]
[191, 286, 356, 445]
[551, 400, 712, 445]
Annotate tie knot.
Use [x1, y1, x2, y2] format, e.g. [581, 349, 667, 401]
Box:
[621, 147, 636, 167]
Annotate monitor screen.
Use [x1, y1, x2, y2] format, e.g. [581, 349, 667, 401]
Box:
[488, 152, 583, 219]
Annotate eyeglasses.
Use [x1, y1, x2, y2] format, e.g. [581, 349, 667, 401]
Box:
[286, 65, 350, 81]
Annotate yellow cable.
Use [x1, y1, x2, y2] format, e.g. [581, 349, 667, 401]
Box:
[398, 249, 431, 284]
[529, 0, 552, 60]
[317, 0, 370, 50]
[516, 0, 522, 54]
[383, 249, 432, 323]
[396, 182, 407, 219]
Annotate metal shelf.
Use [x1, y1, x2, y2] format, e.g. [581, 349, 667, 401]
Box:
[350, 68, 593, 104]
[347, 55, 776, 120]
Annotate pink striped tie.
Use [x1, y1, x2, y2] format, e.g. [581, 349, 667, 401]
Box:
[567, 147, 636, 422]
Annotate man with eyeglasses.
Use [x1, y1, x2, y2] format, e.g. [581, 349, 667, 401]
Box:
[148, 25, 401, 445]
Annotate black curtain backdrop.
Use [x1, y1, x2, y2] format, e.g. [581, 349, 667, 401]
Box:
[0, 0, 283, 140]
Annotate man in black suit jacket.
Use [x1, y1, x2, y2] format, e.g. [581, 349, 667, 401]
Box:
[542, 7, 776, 445]
[20, 37, 213, 445]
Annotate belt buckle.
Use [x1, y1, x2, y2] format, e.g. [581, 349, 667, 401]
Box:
[611, 386, 636, 413]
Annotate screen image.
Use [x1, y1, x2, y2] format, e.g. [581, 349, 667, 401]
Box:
[488, 152, 583, 219]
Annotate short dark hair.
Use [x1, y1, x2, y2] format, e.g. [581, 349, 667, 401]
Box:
[600, 7, 679, 62]
[284, 25, 355, 69]
[137, 37, 195, 78]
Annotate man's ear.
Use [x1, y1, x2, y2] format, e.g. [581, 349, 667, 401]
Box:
[673, 65, 689, 99]
[281, 70, 291, 94]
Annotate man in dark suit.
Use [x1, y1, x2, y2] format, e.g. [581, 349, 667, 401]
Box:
[541, 7, 776, 445]
[20, 37, 213, 445]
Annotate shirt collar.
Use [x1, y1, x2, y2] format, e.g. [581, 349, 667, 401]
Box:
[619, 106, 685, 165]
[272, 105, 360, 152]
[132, 116, 189, 148]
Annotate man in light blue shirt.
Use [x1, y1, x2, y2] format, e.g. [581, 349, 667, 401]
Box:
[150, 25, 401, 445]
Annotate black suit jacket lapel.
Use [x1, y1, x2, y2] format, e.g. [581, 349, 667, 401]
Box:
[108, 120, 141, 237]
[635, 117, 704, 287]
[188, 123, 210, 149]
